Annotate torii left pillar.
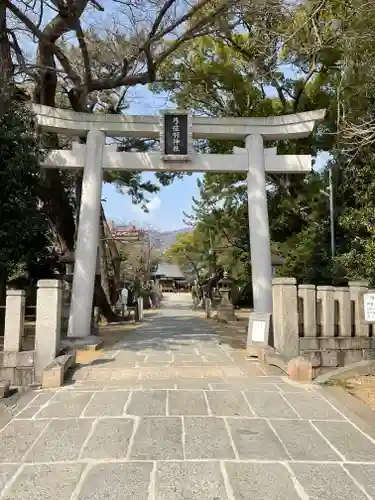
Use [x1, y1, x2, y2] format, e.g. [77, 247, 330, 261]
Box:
[246, 134, 273, 314]
[68, 130, 105, 338]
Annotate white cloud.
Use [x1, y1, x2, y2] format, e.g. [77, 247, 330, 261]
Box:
[131, 195, 161, 216]
[146, 196, 161, 212]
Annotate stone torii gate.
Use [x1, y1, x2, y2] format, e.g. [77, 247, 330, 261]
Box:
[32, 104, 325, 339]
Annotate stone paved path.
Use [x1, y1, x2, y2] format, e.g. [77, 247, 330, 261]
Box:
[1, 294, 375, 499]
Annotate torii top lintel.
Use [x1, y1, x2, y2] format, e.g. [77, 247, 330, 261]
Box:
[31, 104, 326, 141]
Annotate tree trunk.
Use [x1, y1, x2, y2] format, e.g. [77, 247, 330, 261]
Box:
[35, 140, 115, 321]
[0, 267, 7, 337]
[38, 169, 76, 254]
[0, 2, 13, 119]
[0, 3, 12, 81]
[94, 277, 117, 322]
[99, 215, 111, 303]
[101, 204, 121, 297]
[8, 1, 117, 322]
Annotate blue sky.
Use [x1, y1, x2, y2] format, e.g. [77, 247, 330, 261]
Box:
[102, 171, 201, 231]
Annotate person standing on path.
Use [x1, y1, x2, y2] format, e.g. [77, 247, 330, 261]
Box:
[191, 280, 200, 309]
[120, 284, 128, 317]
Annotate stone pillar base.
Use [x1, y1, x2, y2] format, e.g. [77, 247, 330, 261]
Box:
[217, 305, 237, 322]
[287, 356, 313, 382]
[61, 336, 103, 352]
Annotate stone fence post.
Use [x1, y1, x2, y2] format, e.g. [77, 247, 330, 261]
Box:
[317, 286, 335, 337]
[35, 280, 63, 380]
[272, 278, 299, 358]
[298, 285, 316, 338]
[4, 289, 26, 352]
[334, 288, 351, 337]
[349, 280, 369, 337]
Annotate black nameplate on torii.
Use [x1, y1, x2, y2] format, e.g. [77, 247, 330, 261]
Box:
[163, 113, 189, 157]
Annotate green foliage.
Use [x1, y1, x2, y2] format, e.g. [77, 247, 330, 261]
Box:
[165, 232, 209, 283]
[0, 91, 50, 280]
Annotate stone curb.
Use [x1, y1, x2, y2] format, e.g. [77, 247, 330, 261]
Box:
[322, 385, 375, 436]
[61, 336, 104, 351]
[42, 353, 76, 388]
[0, 380, 10, 398]
[247, 343, 319, 382]
[314, 359, 375, 385]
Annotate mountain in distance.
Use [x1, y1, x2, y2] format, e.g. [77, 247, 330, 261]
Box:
[149, 227, 193, 252]
[108, 220, 193, 252]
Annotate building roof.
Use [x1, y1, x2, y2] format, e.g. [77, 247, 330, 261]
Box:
[152, 263, 185, 279]
[114, 224, 138, 232]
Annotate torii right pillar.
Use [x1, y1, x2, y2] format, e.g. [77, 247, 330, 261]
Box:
[246, 134, 273, 314]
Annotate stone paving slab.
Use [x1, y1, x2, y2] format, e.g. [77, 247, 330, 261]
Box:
[0, 420, 48, 462]
[168, 391, 208, 415]
[247, 391, 299, 418]
[225, 462, 301, 500]
[274, 381, 310, 393]
[206, 391, 253, 416]
[228, 418, 290, 460]
[35, 392, 93, 418]
[155, 462, 227, 500]
[141, 380, 177, 390]
[284, 392, 345, 420]
[211, 380, 281, 391]
[24, 418, 93, 462]
[83, 391, 130, 417]
[2, 463, 85, 500]
[238, 363, 268, 376]
[80, 418, 134, 459]
[184, 417, 235, 459]
[29, 392, 56, 406]
[111, 352, 147, 362]
[290, 462, 369, 500]
[14, 405, 43, 419]
[77, 462, 153, 500]
[0, 465, 19, 491]
[176, 378, 222, 389]
[127, 391, 167, 416]
[270, 419, 341, 461]
[345, 463, 375, 497]
[313, 420, 375, 461]
[130, 417, 183, 460]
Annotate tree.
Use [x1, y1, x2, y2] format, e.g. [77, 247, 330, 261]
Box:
[152, 5, 341, 285]
[118, 237, 162, 284]
[0, 90, 50, 293]
[165, 232, 209, 284]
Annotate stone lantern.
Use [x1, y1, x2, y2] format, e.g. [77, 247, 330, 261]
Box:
[271, 254, 284, 277]
[217, 270, 236, 321]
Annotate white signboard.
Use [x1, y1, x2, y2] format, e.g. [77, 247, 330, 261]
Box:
[252, 320, 266, 342]
[364, 293, 375, 323]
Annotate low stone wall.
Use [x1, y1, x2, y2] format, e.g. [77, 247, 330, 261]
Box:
[0, 351, 35, 386]
[272, 278, 375, 370]
[0, 280, 63, 387]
